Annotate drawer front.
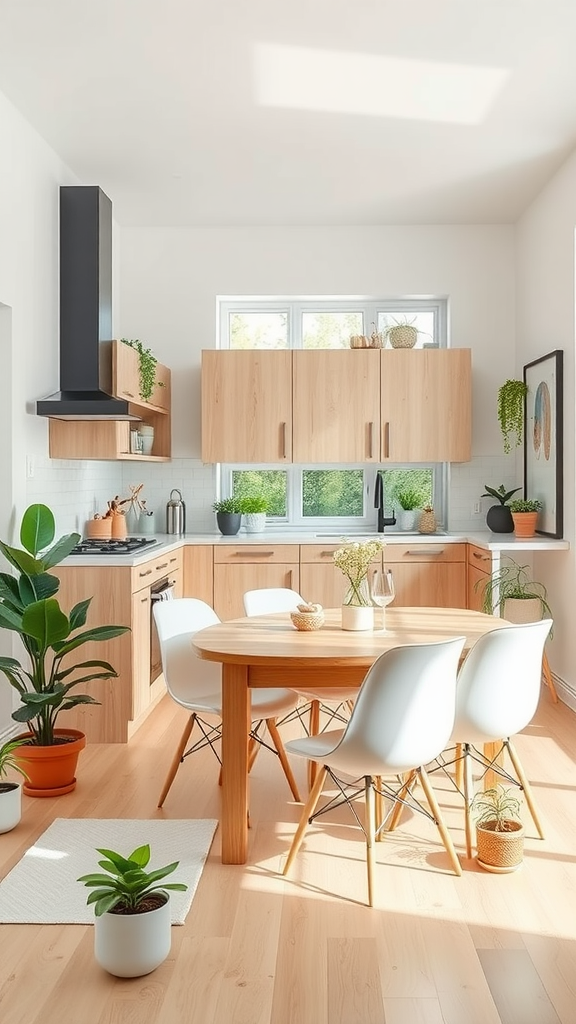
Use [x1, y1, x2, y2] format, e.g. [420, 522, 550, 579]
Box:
[132, 549, 183, 591]
[214, 544, 297, 564]
[385, 543, 465, 564]
[467, 544, 492, 570]
[300, 544, 342, 563]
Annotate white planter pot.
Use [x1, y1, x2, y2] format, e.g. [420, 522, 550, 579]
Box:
[398, 509, 418, 531]
[94, 895, 171, 978]
[0, 783, 22, 833]
[341, 604, 374, 631]
[244, 513, 266, 534]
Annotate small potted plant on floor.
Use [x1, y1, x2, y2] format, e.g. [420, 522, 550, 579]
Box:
[481, 483, 521, 534]
[508, 498, 542, 537]
[78, 843, 188, 977]
[471, 785, 524, 872]
[476, 557, 553, 627]
[0, 504, 130, 796]
[239, 495, 268, 534]
[0, 738, 29, 833]
[213, 497, 243, 536]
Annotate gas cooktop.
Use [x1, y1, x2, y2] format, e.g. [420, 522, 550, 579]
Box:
[69, 537, 158, 556]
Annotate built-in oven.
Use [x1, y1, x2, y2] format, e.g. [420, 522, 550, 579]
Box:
[150, 575, 177, 684]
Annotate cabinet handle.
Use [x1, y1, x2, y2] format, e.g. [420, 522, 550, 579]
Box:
[155, 562, 169, 570]
[383, 422, 390, 458]
[320, 550, 336, 558]
[123, 390, 136, 399]
[233, 551, 274, 557]
[140, 595, 148, 603]
[281, 422, 287, 458]
[472, 551, 490, 562]
[368, 422, 374, 459]
[139, 568, 153, 577]
[405, 548, 445, 556]
[169, 556, 178, 564]
[288, 569, 293, 588]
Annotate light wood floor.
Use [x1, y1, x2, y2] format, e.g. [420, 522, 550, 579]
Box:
[1, 689, 575, 1024]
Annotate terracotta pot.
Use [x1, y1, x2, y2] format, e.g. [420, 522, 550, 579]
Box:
[15, 729, 86, 797]
[511, 511, 539, 538]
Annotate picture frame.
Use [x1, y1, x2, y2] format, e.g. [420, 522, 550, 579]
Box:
[523, 349, 563, 538]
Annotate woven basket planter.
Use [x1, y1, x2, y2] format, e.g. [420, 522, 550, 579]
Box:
[476, 819, 524, 872]
[290, 609, 325, 631]
[388, 325, 418, 349]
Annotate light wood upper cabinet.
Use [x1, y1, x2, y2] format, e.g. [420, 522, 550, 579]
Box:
[202, 350, 292, 463]
[293, 350, 381, 463]
[113, 340, 141, 403]
[381, 349, 471, 463]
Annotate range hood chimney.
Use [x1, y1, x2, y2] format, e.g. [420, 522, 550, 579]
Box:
[37, 185, 139, 421]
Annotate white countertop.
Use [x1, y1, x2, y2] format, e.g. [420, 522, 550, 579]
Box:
[60, 530, 570, 567]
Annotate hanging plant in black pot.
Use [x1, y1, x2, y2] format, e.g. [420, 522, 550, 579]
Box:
[481, 484, 521, 533]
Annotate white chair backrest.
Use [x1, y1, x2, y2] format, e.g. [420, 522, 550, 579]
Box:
[451, 619, 553, 744]
[327, 637, 466, 776]
[243, 588, 304, 616]
[153, 598, 221, 706]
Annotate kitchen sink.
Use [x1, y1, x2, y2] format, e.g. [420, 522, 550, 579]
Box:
[314, 531, 446, 538]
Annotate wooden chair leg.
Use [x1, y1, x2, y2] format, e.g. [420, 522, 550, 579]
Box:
[365, 776, 376, 907]
[266, 718, 301, 802]
[158, 713, 196, 808]
[463, 744, 474, 859]
[542, 652, 559, 703]
[455, 742, 464, 792]
[418, 766, 462, 876]
[283, 766, 327, 876]
[386, 770, 417, 831]
[307, 700, 321, 790]
[505, 739, 545, 839]
[247, 735, 259, 772]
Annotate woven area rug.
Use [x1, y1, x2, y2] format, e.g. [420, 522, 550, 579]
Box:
[0, 817, 218, 925]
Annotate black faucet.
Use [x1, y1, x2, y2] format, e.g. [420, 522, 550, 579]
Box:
[374, 471, 397, 532]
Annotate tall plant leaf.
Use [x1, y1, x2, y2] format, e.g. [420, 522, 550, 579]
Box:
[20, 503, 55, 556]
[21, 599, 70, 648]
[41, 533, 81, 570]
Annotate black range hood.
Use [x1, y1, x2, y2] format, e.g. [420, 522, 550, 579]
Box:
[37, 185, 139, 421]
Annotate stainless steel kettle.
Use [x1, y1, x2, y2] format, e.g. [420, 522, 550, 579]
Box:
[166, 488, 186, 535]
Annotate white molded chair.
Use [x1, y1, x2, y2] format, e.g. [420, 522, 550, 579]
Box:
[446, 619, 553, 858]
[153, 598, 301, 807]
[243, 588, 359, 738]
[281, 636, 466, 906]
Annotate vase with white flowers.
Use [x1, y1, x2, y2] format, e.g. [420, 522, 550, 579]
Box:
[333, 538, 385, 630]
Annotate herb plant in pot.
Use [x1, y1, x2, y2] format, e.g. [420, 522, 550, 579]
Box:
[481, 483, 521, 534]
[395, 486, 425, 531]
[239, 495, 268, 534]
[0, 504, 130, 796]
[471, 785, 524, 872]
[0, 738, 29, 833]
[212, 497, 243, 537]
[508, 498, 542, 538]
[78, 843, 188, 977]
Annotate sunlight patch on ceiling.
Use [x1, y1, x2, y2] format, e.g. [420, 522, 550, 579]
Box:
[253, 43, 510, 125]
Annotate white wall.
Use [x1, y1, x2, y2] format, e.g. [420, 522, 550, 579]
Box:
[516, 151, 576, 700]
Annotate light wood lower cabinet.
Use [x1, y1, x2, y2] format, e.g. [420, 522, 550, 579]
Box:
[213, 545, 299, 620]
[466, 544, 492, 611]
[183, 544, 214, 606]
[384, 543, 466, 608]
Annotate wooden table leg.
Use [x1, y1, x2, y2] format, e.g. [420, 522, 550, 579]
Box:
[221, 663, 250, 864]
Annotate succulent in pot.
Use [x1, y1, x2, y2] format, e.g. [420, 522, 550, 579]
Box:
[481, 483, 521, 534]
[78, 843, 188, 977]
[0, 504, 130, 795]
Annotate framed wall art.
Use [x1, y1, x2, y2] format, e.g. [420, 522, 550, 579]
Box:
[523, 349, 563, 538]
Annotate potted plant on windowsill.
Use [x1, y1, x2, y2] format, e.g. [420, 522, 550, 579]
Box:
[0, 504, 130, 796]
[476, 557, 553, 630]
[212, 497, 243, 536]
[239, 495, 268, 534]
[481, 483, 521, 534]
[508, 498, 542, 538]
[395, 486, 426, 531]
[471, 785, 524, 872]
[78, 843, 188, 977]
[0, 738, 29, 833]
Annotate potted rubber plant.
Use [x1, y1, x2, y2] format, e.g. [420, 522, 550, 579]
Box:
[212, 497, 243, 536]
[0, 737, 29, 833]
[471, 785, 524, 872]
[508, 498, 542, 537]
[481, 483, 521, 533]
[0, 503, 130, 796]
[78, 843, 188, 977]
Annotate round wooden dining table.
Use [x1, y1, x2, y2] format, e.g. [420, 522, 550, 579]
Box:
[192, 606, 507, 864]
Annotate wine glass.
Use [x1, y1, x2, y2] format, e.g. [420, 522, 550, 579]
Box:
[370, 568, 395, 631]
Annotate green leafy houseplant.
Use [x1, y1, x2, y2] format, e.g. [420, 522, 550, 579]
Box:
[476, 558, 552, 623]
[497, 379, 528, 454]
[508, 498, 542, 513]
[471, 785, 522, 834]
[395, 486, 425, 511]
[0, 504, 130, 746]
[481, 484, 521, 506]
[212, 497, 243, 515]
[471, 785, 524, 871]
[0, 738, 29, 784]
[239, 496, 268, 514]
[120, 338, 164, 403]
[78, 844, 188, 916]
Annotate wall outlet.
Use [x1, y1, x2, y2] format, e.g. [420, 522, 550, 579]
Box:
[26, 455, 35, 479]
[472, 500, 482, 515]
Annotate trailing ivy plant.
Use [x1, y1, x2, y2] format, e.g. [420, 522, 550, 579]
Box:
[497, 379, 528, 454]
[120, 338, 164, 403]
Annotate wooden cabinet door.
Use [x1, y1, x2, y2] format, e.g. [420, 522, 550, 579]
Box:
[113, 339, 141, 402]
[214, 561, 300, 620]
[467, 544, 492, 611]
[293, 350, 381, 463]
[381, 349, 471, 462]
[183, 545, 214, 605]
[131, 587, 151, 719]
[201, 350, 292, 463]
[300, 544, 383, 608]
[389, 561, 466, 608]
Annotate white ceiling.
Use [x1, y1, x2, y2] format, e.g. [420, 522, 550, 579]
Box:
[2, 0, 576, 227]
